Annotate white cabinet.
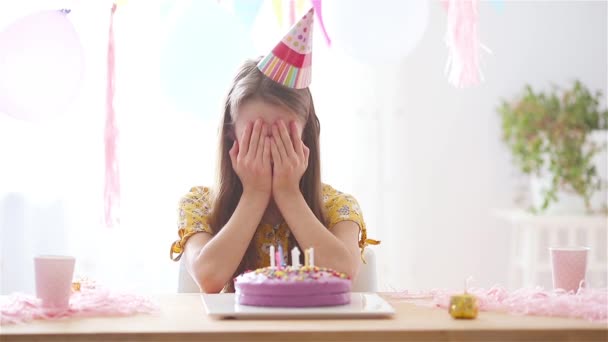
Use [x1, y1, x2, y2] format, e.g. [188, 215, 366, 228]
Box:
[495, 210, 607, 289]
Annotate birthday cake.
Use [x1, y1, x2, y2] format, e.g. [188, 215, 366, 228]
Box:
[234, 265, 352, 307]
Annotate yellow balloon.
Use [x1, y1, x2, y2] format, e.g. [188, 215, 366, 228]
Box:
[114, 0, 129, 7]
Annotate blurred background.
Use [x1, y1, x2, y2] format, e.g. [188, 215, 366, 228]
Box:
[1, 0, 606, 294]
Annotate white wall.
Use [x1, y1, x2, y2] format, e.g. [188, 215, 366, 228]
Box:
[316, 0, 607, 290]
[1, 0, 606, 294]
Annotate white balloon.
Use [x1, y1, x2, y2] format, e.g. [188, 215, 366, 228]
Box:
[323, 0, 429, 65]
[0, 10, 84, 122]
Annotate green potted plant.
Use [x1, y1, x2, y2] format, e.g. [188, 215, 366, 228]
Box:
[498, 81, 608, 214]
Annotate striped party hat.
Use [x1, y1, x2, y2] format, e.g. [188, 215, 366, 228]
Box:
[257, 8, 314, 89]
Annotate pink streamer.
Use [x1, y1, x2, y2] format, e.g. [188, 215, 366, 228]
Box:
[311, 0, 331, 46]
[392, 286, 608, 323]
[1, 281, 158, 325]
[104, 3, 120, 227]
[289, 0, 296, 26]
[443, 0, 486, 88]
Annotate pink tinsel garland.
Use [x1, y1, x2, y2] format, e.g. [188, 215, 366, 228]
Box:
[0, 281, 158, 325]
[104, 2, 120, 227]
[391, 286, 607, 323]
[443, 0, 489, 88]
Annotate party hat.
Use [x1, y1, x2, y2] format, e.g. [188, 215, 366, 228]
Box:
[257, 8, 314, 89]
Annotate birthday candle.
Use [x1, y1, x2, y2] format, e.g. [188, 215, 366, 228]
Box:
[304, 249, 310, 266]
[291, 247, 301, 267]
[275, 251, 282, 269]
[269, 245, 275, 268]
[309, 247, 315, 267]
[278, 245, 284, 267]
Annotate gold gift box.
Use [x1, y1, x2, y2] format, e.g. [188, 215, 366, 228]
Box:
[449, 293, 478, 319]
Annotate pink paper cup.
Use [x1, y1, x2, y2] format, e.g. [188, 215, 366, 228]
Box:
[34, 255, 75, 310]
[549, 247, 589, 292]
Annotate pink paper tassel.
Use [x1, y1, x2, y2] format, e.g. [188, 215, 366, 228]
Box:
[443, 0, 487, 88]
[104, 3, 120, 227]
[392, 286, 607, 323]
[1, 281, 158, 325]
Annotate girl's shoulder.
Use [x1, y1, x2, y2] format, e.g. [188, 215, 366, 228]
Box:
[321, 183, 360, 207]
[185, 185, 212, 196]
[182, 185, 213, 200]
[321, 183, 340, 200]
[321, 184, 366, 230]
[179, 186, 214, 213]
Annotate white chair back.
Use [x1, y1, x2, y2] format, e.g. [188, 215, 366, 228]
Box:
[177, 257, 200, 293]
[352, 248, 378, 292]
[177, 248, 378, 293]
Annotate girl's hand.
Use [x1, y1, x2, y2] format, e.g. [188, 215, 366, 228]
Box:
[270, 120, 310, 200]
[229, 119, 272, 200]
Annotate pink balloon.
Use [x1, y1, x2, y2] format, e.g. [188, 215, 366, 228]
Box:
[0, 10, 84, 122]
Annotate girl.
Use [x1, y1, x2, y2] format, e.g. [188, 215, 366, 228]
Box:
[169, 9, 378, 293]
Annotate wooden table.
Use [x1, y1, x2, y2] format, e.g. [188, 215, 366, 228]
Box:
[1, 293, 606, 341]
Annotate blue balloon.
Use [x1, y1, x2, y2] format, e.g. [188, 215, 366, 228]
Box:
[489, 0, 504, 13]
[233, 0, 263, 31]
[160, 1, 255, 117]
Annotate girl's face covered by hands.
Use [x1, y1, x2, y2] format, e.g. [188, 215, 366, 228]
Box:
[232, 98, 310, 199]
[234, 99, 304, 146]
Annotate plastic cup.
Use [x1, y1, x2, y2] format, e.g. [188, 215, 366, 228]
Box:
[549, 247, 589, 292]
[34, 255, 75, 310]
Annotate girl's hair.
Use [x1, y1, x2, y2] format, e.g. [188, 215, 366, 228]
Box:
[207, 57, 324, 292]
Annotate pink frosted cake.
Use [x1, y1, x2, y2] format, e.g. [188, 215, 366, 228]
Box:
[234, 266, 352, 307]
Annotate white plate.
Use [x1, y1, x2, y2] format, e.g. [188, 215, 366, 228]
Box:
[201, 292, 395, 319]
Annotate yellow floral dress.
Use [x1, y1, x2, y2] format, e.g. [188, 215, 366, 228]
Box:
[170, 184, 379, 267]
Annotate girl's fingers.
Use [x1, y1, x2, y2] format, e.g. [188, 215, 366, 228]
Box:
[303, 145, 310, 165]
[248, 119, 261, 157]
[290, 121, 304, 158]
[256, 123, 267, 161]
[263, 136, 271, 166]
[277, 120, 296, 157]
[240, 121, 253, 155]
[229, 140, 238, 166]
[270, 136, 281, 165]
[272, 124, 288, 160]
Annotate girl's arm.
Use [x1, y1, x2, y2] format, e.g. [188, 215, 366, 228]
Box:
[183, 190, 269, 293]
[270, 120, 361, 278]
[275, 191, 361, 279]
[185, 120, 272, 293]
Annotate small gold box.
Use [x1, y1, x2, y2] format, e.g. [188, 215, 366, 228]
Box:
[449, 293, 478, 319]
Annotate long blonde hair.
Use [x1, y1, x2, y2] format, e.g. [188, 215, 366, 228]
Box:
[208, 57, 324, 291]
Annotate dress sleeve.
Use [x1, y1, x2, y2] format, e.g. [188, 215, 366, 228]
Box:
[170, 186, 213, 261]
[324, 186, 380, 260]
